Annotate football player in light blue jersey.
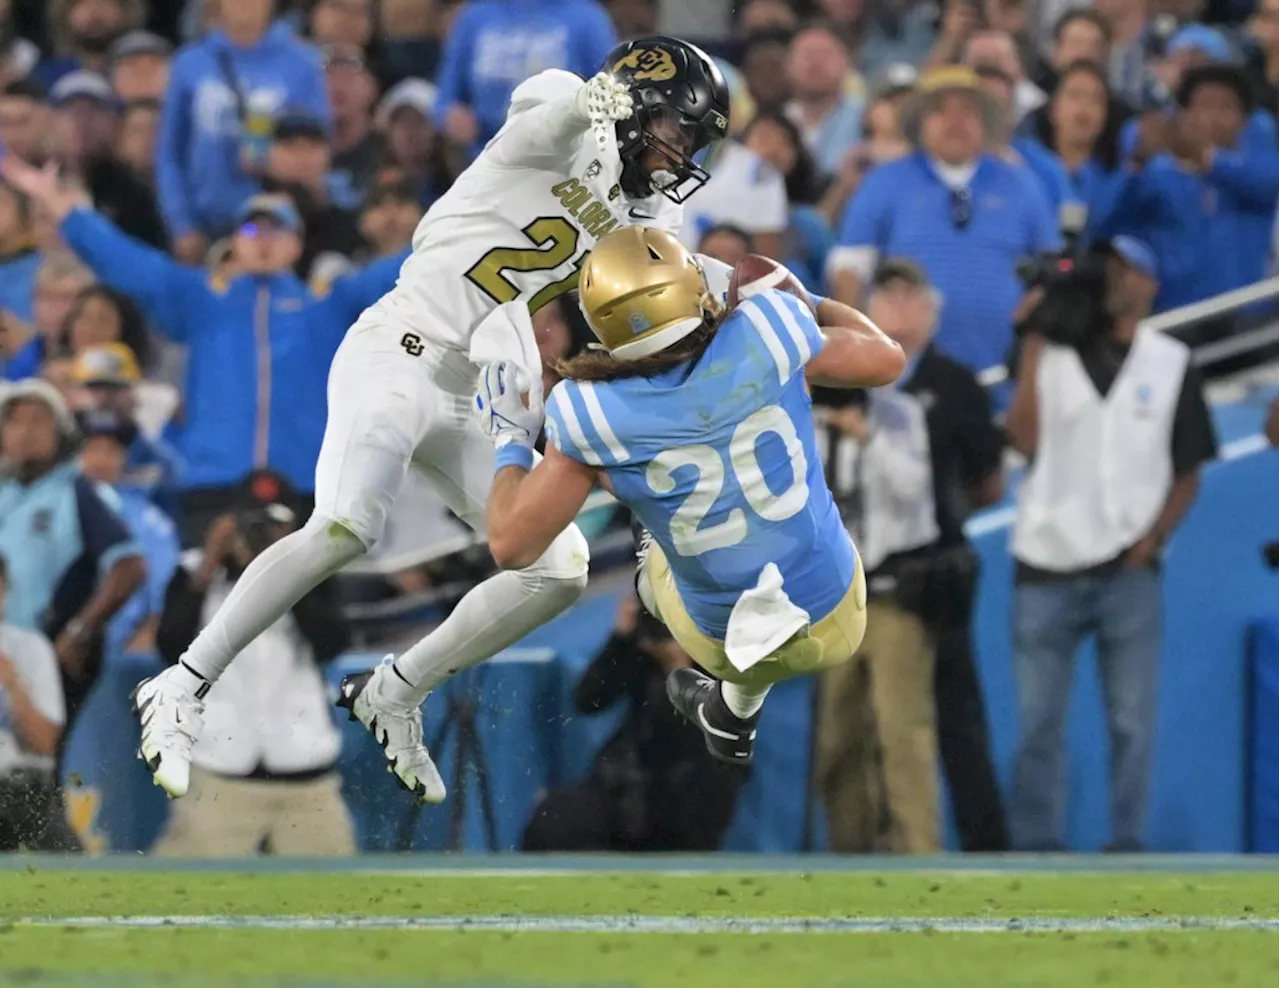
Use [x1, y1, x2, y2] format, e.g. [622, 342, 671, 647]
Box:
[475, 227, 904, 763]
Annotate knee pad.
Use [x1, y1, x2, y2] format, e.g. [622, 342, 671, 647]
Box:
[521, 522, 591, 587]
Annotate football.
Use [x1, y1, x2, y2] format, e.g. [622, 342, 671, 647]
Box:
[727, 255, 814, 311]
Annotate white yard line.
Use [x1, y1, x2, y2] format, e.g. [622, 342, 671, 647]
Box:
[16, 915, 1278, 934]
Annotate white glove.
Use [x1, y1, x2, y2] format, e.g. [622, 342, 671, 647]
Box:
[474, 361, 544, 449]
[575, 72, 633, 153]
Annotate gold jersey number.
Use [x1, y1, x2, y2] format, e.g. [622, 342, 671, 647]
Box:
[464, 217, 587, 314]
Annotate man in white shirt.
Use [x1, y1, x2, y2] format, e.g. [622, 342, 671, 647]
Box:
[0, 554, 77, 852]
[1005, 237, 1217, 851]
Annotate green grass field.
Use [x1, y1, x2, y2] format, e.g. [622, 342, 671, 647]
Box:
[0, 859, 1275, 987]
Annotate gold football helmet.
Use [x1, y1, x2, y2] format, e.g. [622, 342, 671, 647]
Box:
[577, 227, 720, 361]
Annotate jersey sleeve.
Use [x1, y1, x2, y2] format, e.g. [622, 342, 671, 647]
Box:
[544, 379, 633, 468]
[74, 477, 142, 576]
[731, 289, 826, 386]
[485, 70, 591, 170]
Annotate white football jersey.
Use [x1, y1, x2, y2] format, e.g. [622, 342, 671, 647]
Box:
[372, 70, 684, 352]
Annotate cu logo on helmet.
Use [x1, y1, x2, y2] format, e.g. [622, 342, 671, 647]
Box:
[614, 47, 676, 82]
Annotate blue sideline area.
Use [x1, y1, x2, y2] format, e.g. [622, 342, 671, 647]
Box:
[61, 399, 1279, 854]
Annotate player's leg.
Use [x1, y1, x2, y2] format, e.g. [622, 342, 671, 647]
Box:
[135, 322, 426, 797]
[340, 353, 588, 798]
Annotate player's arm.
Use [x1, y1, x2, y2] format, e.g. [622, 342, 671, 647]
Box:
[487, 445, 597, 571]
[806, 297, 905, 389]
[487, 71, 631, 170]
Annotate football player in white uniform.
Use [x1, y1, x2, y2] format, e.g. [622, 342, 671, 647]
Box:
[128, 37, 734, 802]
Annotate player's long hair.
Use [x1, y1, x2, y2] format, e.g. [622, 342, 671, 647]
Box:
[555, 317, 723, 383]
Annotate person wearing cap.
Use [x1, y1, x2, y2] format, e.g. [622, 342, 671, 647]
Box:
[151, 468, 354, 857]
[865, 257, 1009, 851]
[263, 110, 363, 278]
[76, 405, 179, 661]
[48, 69, 167, 249]
[33, 0, 145, 91]
[0, 552, 81, 852]
[106, 29, 171, 104]
[829, 65, 1060, 384]
[434, 0, 617, 155]
[73, 341, 182, 516]
[321, 44, 380, 211]
[1005, 234, 1216, 851]
[0, 378, 145, 726]
[156, 0, 329, 260]
[1112, 64, 1278, 312]
[784, 24, 866, 179]
[0, 157, 411, 538]
[376, 78, 454, 208]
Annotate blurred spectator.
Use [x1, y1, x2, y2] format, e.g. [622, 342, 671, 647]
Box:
[678, 136, 787, 260]
[76, 406, 179, 658]
[308, 0, 374, 50]
[602, 0, 657, 42]
[115, 96, 159, 180]
[973, 63, 1074, 213]
[62, 283, 151, 365]
[157, 0, 329, 260]
[522, 595, 744, 852]
[322, 43, 381, 210]
[1032, 8, 1113, 95]
[376, 0, 445, 85]
[434, 0, 616, 153]
[2, 158, 410, 536]
[926, 0, 981, 72]
[262, 110, 363, 280]
[1243, 0, 1277, 118]
[1152, 24, 1232, 105]
[2, 251, 92, 380]
[105, 29, 170, 103]
[0, 10, 39, 87]
[1112, 65, 1279, 311]
[841, 1, 937, 78]
[963, 28, 1047, 125]
[73, 341, 182, 514]
[696, 222, 753, 269]
[740, 111, 835, 291]
[376, 79, 452, 207]
[785, 22, 864, 178]
[0, 554, 79, 852]
[829, 67, 1058, 378]
[153, 470, 354, 857]
[813, 385, 941, 853]
[35, 0, 144, 90]
[865, 257, 1009, 851]
[356, 178, 424, 260]
[49, 70, 167, 248]
[1005, 237, 1216, 851]
[734, 0, 799, 43]
[0, 79, 49, 162]
[740, 29, 792, 116]
[0, 176, 38, 324]
[39, 349, 78, 402]
[1095, 0, 1160, 109]
[1031, 60, 1127, 245]
[0, 378, 145, 725]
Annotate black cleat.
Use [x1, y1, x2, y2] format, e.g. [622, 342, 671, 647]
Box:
[335, 669, 374, 722]
[666, 667, 759, 766]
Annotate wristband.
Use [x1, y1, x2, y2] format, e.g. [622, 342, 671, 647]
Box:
[494, 444, 535, 474]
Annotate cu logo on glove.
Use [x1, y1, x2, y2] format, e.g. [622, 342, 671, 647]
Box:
[400, 332, 424, 357]
[614, 48, 676, 82]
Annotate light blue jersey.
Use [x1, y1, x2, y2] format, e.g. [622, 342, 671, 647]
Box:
[545, 289, 857, 639]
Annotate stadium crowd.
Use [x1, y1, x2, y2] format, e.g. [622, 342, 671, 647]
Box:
[0, 0, 1275, 854]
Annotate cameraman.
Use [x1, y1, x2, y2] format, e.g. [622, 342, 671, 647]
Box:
[1006, 235, 1217, 852]
[521, 595, 745, 852]
[152, 469, 354, 857]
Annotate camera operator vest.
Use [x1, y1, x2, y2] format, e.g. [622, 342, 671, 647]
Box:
[1013, 327, 1190, 571]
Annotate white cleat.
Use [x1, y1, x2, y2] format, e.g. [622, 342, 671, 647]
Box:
[336, 658, 446, 804]
[130, 668, 206, 798]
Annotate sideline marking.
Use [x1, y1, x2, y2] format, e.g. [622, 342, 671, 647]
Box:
[17, 915, 1278, 934]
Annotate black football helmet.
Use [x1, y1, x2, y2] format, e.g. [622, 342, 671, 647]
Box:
[602, 37, 730, 204]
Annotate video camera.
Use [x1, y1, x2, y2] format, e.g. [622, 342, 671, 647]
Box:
[1015, 204, 1110, 348]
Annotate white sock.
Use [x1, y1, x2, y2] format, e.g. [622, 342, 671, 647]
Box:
[721, 682, 770, 719]
[180, 515, 365, 682]
[384, 567, 586, 706]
